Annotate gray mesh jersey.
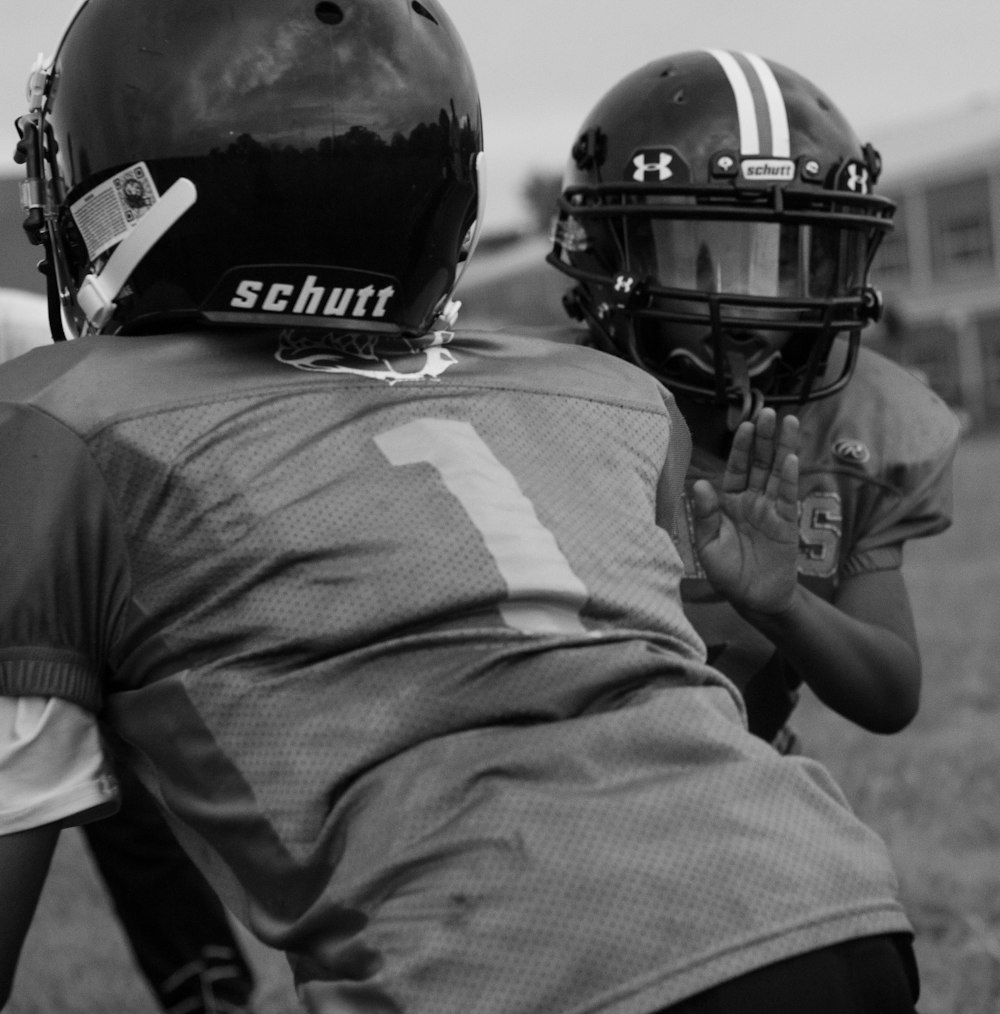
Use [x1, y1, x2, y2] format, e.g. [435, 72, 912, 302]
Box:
[0, 328, 910, 1014]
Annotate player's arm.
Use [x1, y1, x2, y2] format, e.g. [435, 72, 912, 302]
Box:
[0, 409, 126, 1004]
[0, 694, 120, 1008]
[738, 564, 920, 733]
[0, 824, 59, 1007]
[691, 409, 920, 733]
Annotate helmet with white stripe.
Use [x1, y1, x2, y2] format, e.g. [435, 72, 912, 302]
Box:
[548, 50, 895, 423]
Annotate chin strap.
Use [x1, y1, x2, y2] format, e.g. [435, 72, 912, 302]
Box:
[725, 349, 766, 430]
[76, 177, 198, 332]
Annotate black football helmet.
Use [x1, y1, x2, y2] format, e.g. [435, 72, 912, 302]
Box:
[548, 50, 895, 423]
[16, 0, 484, 341]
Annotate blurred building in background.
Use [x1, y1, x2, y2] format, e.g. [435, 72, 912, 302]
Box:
[868, 97, 1000, 429]
[0, 176, 44, 295]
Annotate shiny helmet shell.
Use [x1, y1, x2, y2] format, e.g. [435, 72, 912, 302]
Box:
[21, 0, 483, 339]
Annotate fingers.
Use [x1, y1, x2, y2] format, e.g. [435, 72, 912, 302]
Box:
[690, 477, 721, 548]
[765, 414, 800, 503]
[746, 408, 778, 492]
[723, 409, 800, 497]
[720, 418, 754, 493]
[774, 449, 799, 522]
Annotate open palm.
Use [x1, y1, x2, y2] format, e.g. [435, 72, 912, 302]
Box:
[691, 409, 800, 617]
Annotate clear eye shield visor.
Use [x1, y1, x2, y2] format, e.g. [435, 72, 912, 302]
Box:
[616, 191, 875, 320]
[634, 215, 864, 303]
[555, 187, 886, 327]
[549, 184, 892, 412]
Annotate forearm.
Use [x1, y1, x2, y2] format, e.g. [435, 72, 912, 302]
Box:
[0, 695, 116, 1008]
[738, 584, 921, 734]
[0, 824, 59, 1007]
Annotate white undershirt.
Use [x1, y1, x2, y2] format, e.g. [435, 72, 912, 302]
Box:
[0, 287, 51, 361]
[0, 696, 120, 834]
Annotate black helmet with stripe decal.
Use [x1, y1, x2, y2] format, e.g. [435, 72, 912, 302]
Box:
[17, 0, 483, 342]
[548, 50, 895, 423]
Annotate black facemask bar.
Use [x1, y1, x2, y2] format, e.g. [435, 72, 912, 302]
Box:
[549, 180, 893, 410]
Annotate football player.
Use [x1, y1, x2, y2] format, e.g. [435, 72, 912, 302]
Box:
[1, 6, 918, 1013]
[0, 289, 256, 1012]
[548, 49, 960, 751]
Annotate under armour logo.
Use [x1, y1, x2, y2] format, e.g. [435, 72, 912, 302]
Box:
[845, 163, 870, 194]
[614, 274, 637, 294]
[632, 152, 673, 182]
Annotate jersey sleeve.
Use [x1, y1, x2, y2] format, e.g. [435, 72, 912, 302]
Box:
[842, 387, 960, 578]
[0, 695, 119, 833]
[0, 402, 130, 712]
[655, 385, 692, 534]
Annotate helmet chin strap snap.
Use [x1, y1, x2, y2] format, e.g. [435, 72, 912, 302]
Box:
[725, 349, 765, 430]
[76, 178, 197, 333]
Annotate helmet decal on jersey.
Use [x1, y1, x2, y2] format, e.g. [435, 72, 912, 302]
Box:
[706, 49, 790, 157]
[832, 438, 871, 465]
[274, 328, 458, 384]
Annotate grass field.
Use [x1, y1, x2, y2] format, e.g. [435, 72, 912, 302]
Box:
[795, 427, 1000, 1014]
[5, 420, 998, 1011]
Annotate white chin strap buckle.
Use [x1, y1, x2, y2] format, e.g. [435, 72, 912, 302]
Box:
[77, 177, 198, 330]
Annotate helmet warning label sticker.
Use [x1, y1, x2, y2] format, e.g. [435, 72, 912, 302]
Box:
[70, 162, 160, 261]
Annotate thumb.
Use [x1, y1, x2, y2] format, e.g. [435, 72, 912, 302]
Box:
[690, 478, 721, 549]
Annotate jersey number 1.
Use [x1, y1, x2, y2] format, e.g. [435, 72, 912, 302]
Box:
[375, 417, 589, 635]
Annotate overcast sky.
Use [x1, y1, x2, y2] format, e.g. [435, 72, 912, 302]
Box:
[3, 0, 999, 230]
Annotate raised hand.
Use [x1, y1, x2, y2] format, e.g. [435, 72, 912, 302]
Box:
[690, 408, 800, 618]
